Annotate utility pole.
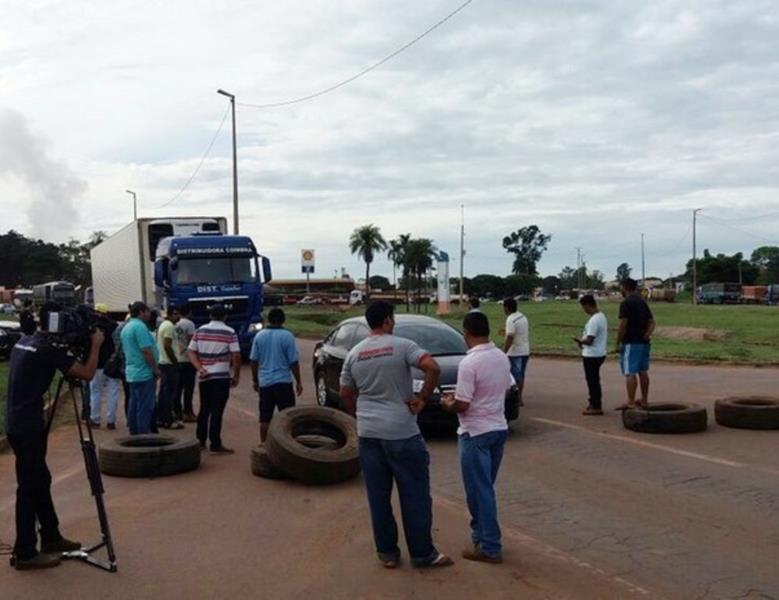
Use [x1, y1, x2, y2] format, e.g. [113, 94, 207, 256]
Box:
[459, 204, 465, 311]
[217, 89, 239, 234]
[692, 208, 702, 305]
[125, 190, 137, 221]
[641, 233, 646, 287]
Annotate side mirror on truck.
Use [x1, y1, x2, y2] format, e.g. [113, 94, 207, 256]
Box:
[261, 256, 272, 283]
[154, 259, 169, 288]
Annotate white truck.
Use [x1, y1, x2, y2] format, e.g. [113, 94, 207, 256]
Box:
[90, 217, 227, 315]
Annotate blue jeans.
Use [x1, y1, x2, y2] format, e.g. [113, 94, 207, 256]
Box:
[90, 368, 121, 424]
[358, 435, 439, 565]
[459, 429, 508, 558]
[128, 378, 156, 435]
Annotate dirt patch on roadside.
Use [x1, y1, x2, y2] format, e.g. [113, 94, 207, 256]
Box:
[654, 326, 726, 342]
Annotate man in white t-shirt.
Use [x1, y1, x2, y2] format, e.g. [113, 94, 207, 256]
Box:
[502, 298, 529, 405]
[573, 294, 608, 415]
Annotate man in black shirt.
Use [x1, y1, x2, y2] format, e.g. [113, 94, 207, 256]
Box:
[5, 302, 104, 570]
[615, 278, 655, 409]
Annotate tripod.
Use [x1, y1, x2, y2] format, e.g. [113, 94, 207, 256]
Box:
[43, 376, 118, 573]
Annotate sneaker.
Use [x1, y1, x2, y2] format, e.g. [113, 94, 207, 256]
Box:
[582, 407, 604, 416]
[461, 548, 502, 564]
[168, 421, 185, 430]
[13, 554, 61, 570]
[209, 446, 235, 455]
[107, 422, 117, 430]
[89, 420, 100, 428]
[183, 412, 198, 423]
[40, 537, 81, 554]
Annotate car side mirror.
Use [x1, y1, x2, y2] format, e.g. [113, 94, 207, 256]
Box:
[261, 256, 272, 283]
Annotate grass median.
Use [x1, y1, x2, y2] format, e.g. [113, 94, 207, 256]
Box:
[283, 300, 779, 366]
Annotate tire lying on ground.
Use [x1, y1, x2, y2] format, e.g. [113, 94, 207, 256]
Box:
[251, 445, 289, 480]
[715, 397, 779, 430]
[99, 434, 201, 478]
[265, 407, 360, 485]
[622, 403, 708, 434]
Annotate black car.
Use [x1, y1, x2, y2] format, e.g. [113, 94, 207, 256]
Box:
[0, 320, 23, 360]
[312, 314, 520, 429]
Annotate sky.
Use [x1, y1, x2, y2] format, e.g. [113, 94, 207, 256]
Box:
[2, 0, 779, 282]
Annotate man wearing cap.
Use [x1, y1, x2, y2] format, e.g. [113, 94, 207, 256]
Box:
[187, 304, 241, 454]
[88, 304, 120, 429]
[120, 301, 159, 435]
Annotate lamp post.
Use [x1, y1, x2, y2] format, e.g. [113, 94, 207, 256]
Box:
[125, 189, 137, 221]
[217, 89, 239, 234]
[692, 208, 702, 305]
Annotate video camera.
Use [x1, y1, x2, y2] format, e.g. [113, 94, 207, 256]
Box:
[46, 305, 114, 359]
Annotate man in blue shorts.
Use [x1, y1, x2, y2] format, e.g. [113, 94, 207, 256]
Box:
[616, 278, 655, 409]
[502, 297, 529, 406]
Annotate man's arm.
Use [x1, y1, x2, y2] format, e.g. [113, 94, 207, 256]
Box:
[230, 352, 241, 387]
[141, 347, 160, 378]
[340, 385, 357, 417]
[67, 330, 105, 380]
[250, 360, 260, 392]
[291, 362, 303, 396]
[503, 334, 514, 353]
[408, 355, 440, 415]
[163, 337, 178, 365]
[645, 318, 655, 341]
[615, 318, 627, 352]
[187, 349, 207, 378]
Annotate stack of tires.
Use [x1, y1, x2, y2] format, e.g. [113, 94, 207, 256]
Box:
[251, 406, 360, 485]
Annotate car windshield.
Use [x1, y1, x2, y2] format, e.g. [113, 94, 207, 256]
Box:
[394, 323, 467, 356]
[175, 257, 256, 285]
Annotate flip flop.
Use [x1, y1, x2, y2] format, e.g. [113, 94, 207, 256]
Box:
[614, 403, 637, 411]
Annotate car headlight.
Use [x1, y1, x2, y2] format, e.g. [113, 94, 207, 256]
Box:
[412, 379, 424, 393]
[248, 322, 263, 334]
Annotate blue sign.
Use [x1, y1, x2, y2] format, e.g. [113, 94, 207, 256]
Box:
[301, 266, 315, 274]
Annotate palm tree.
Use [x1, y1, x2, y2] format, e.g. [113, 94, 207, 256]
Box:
[405, 238, 437, 312]
[388, 233, 411, 309]
[349, 224, 387, 299]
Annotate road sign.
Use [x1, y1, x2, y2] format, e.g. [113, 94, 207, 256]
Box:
[301, 249, 315, 274]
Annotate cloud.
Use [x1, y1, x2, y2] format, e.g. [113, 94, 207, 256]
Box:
[0, 109, 86, 239]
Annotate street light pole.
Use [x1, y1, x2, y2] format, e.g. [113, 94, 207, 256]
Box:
[217, 89, 239, 234]
[125, 190, 137, 221]
[641, 233, 646, 287]
[459, 204, 465, 312]
[692, 208, 702, 305]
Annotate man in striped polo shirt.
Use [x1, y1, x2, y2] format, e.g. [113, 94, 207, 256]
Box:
[187, 304, 241, 454]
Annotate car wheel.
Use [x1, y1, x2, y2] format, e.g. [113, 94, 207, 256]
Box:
[316, 373, 333, 408]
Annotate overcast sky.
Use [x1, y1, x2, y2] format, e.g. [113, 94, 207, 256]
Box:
[2, 0, 779, 281]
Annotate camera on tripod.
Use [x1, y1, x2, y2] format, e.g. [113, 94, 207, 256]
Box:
[46, 305, 113, 360]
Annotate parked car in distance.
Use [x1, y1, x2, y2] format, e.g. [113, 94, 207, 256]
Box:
[312, 314, 520, 430]
[0, 320, 22, 360]
[0, 303, 16, 314]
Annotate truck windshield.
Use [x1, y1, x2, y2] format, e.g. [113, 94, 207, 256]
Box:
[175, 257, 257, 285]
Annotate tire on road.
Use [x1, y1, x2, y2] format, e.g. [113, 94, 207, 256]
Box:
[250, 445, 289, 480]
[622, 403, 708, 434]
[715, 397, 779, 430]
[266, 407, 360, 485]
[98, 434, 201, 478]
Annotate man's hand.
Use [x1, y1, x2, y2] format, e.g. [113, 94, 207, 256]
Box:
[295, 382, 303, 397]
[197, 366, 208, 379]
[153, 367, 161, 379]
[230, 376, 239, 388]
[90, 329, 105, 347]
[407, 394, 426, 415]
[440, 392, 456, 412]
[572, 336, 583, 348]
[252, 381, 260, 393]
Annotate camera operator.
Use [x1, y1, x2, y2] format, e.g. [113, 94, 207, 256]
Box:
[4, 301, 104, 570]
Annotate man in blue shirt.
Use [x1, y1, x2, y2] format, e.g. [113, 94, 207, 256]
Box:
[120, 301, 159, 435]
[249, 308, 302, 443]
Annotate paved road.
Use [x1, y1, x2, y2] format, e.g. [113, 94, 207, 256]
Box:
[1, 339, 778, 599]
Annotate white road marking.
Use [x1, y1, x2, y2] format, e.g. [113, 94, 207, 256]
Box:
[434, 495, 654, 597]
[530, 417, 761, 470]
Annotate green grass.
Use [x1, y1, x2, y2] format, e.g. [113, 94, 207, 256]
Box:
[283, 300, 779, 366]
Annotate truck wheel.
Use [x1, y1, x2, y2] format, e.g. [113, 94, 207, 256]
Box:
[250, 446, 289, 479]
[99, 434, 201, 478]
[715, 397, 779, 430]
[622, 403, 708, 434]
[266, 407, 360, 485]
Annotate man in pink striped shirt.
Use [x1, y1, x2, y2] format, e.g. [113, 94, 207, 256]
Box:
[442, 311, 514, 564]
[187, 304, 241, 454]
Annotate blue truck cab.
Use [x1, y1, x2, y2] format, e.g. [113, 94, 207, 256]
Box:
[154, 234, 272, 358]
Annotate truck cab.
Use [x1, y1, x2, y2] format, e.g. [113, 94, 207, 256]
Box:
[154, 234, 272, 357]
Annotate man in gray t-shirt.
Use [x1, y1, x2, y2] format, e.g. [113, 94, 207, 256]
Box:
[339, 302, 452, 570]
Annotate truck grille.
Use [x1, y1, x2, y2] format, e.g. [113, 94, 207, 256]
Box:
[188, 296, 249, 319]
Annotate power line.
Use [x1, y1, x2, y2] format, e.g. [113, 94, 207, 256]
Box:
[697, 214, 777, 245]
[237, 0, 475, 110]
[153, 105, 231, 209]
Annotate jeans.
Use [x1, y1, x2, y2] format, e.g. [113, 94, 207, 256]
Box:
[197, 379, 231, 449]
[8, 432, 62, 560]
[176, 362, 197, 416]
[128, 378, 156, 435]
[459, 429, 508, 558]
[89, 368, 121, 424]
[582, 356, 606, 409]
[157, 364, 179, 426]
[358, 435, 438, 565]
